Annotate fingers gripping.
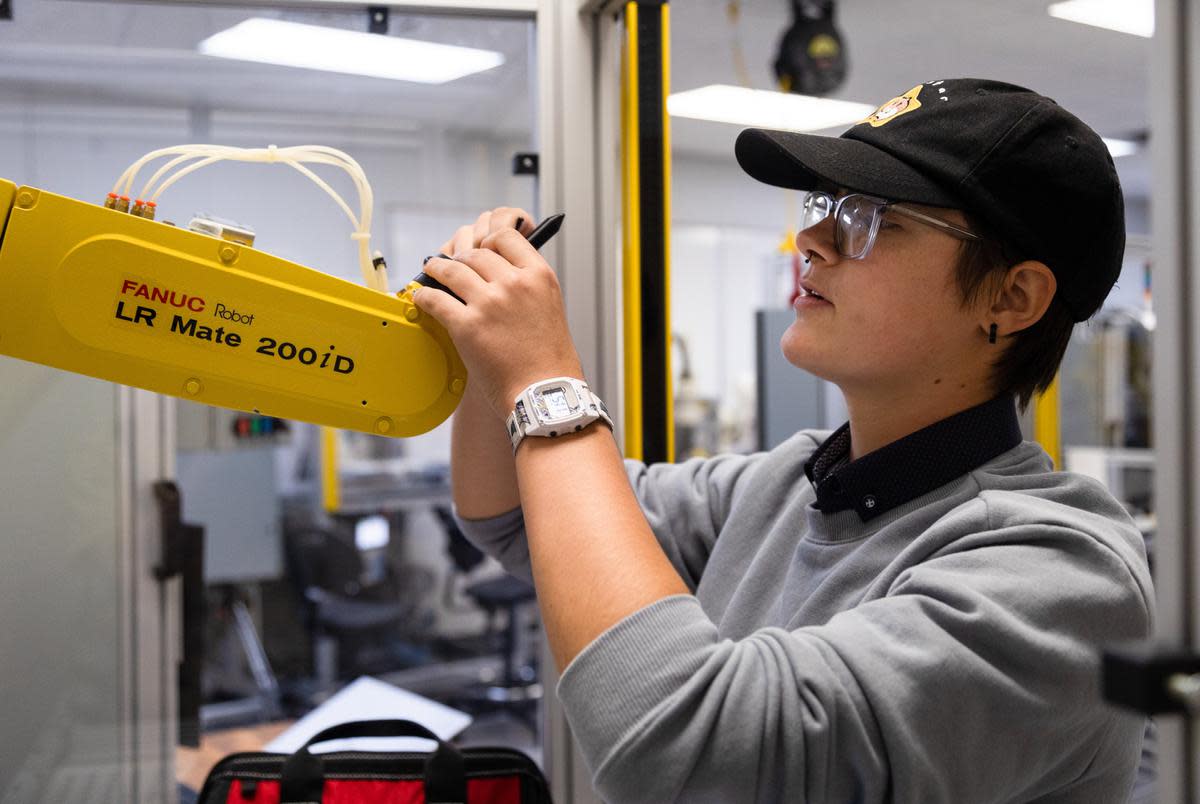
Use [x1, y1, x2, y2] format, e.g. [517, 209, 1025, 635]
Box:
[481, 228, 543, 271]
[422, 256, 485, 305]
[488, 207, 535, 238]
[441, 208, 531, 254]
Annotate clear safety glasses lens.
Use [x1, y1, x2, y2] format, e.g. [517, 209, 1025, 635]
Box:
[801, 192, 833, 231]
[801, 192, 885, 260]
[835, 195, 885, 259]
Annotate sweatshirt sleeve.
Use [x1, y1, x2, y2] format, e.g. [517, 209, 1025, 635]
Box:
[453, 449, 766, 588]
[556, 516, 1154, 803]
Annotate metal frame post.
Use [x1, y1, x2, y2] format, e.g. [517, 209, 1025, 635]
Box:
[534, 4, 617, 799]
[618, 0, 673, 464]
[1151, 0, 1200, 800]
[117, 387, 179, 802]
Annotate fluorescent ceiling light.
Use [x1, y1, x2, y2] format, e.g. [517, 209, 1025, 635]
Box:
[198, 18, 505, 84]
[667, 84, 876, 132]
[1047, 0, 1153, 38]
[1102, 137, 1139, 158]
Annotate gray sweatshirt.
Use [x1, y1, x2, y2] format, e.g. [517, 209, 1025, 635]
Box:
[456, 429, 1154, 803]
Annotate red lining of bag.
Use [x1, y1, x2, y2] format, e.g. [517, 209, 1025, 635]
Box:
[226, 776, 522, 803]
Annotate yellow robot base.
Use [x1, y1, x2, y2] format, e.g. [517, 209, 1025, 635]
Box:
[0, 179, 466, 438]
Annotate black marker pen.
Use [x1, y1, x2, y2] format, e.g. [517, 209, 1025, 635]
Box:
[411, 213, 565, 304]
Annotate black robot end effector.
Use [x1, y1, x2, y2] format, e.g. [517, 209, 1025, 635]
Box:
[412, 213, 565, 304]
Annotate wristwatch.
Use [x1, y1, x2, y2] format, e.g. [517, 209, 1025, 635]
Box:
[506, 377, 613, 453]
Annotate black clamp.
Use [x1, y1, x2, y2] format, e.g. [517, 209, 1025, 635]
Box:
[1102, 641, 1200, 716]
[153, 481, 206, 747]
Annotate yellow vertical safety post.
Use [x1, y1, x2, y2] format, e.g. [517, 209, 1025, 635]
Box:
[1033, 375, 1062, 470]
[321, 426, 341, 512]
[621, 0, 673, 463]
[621, 2, 643, 459]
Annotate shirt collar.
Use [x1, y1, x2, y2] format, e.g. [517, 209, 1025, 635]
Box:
[803, 394, 1022, 522]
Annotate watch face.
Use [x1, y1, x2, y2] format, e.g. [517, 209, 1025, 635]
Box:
[541, 387, 572, 419]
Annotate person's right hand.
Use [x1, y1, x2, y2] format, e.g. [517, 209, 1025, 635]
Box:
[439, 207, 536, 256]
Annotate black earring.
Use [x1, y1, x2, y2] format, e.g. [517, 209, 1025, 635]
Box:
[988, 323, 998, 344]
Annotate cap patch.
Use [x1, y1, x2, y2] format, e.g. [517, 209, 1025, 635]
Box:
[859, 85, 923, 128]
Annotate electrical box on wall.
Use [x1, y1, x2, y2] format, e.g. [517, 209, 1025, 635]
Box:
[177, 399, 292, 452]
[756, 308, 832, 448]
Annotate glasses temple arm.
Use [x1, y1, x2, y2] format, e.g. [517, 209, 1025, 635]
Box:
[891, 204, 980, 240]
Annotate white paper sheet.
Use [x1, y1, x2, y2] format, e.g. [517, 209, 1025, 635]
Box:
[264, 676, 473, 754]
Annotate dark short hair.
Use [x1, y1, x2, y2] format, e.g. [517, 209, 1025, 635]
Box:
[953, 216, 1076, 413]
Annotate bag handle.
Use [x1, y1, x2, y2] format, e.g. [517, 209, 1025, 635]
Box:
[279, 719, 466, 804]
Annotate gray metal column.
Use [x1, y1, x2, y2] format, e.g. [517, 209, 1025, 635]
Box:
[125, 388, 180, 803]
[536, 1, 621, 800]
[1151, 0, 1200, 800]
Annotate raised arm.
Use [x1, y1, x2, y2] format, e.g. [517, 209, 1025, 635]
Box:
[438, 208, 534, 520]
[451, 377, 520, 519]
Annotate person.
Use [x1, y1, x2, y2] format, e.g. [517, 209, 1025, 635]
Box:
[411, 78, 1154, 803]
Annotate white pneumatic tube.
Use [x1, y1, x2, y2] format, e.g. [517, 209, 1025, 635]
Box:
[113, 144, 386, 292]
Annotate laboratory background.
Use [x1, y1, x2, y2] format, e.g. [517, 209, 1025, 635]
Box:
[0, 1, 1188, 803]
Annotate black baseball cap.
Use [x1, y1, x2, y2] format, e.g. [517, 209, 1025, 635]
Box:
[735, 78, 1125, 321]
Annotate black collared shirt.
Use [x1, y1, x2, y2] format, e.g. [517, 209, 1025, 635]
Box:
[803, 394, 1023, 522]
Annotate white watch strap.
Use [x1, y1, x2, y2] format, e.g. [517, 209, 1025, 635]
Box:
[506, 399, 531, 452]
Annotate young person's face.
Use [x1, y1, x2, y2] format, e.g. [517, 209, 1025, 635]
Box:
[783, 194, 988, 398]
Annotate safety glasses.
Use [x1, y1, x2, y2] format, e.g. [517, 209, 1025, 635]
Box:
[801, 191, 980, 260]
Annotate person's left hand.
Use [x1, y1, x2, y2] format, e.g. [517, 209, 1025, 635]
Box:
[411, 228, 585, 422]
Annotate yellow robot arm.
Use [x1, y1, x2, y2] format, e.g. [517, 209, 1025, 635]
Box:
[0, 178, 466, 438]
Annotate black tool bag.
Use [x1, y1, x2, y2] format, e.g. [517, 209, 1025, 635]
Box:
[196, 719, 552, 804]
